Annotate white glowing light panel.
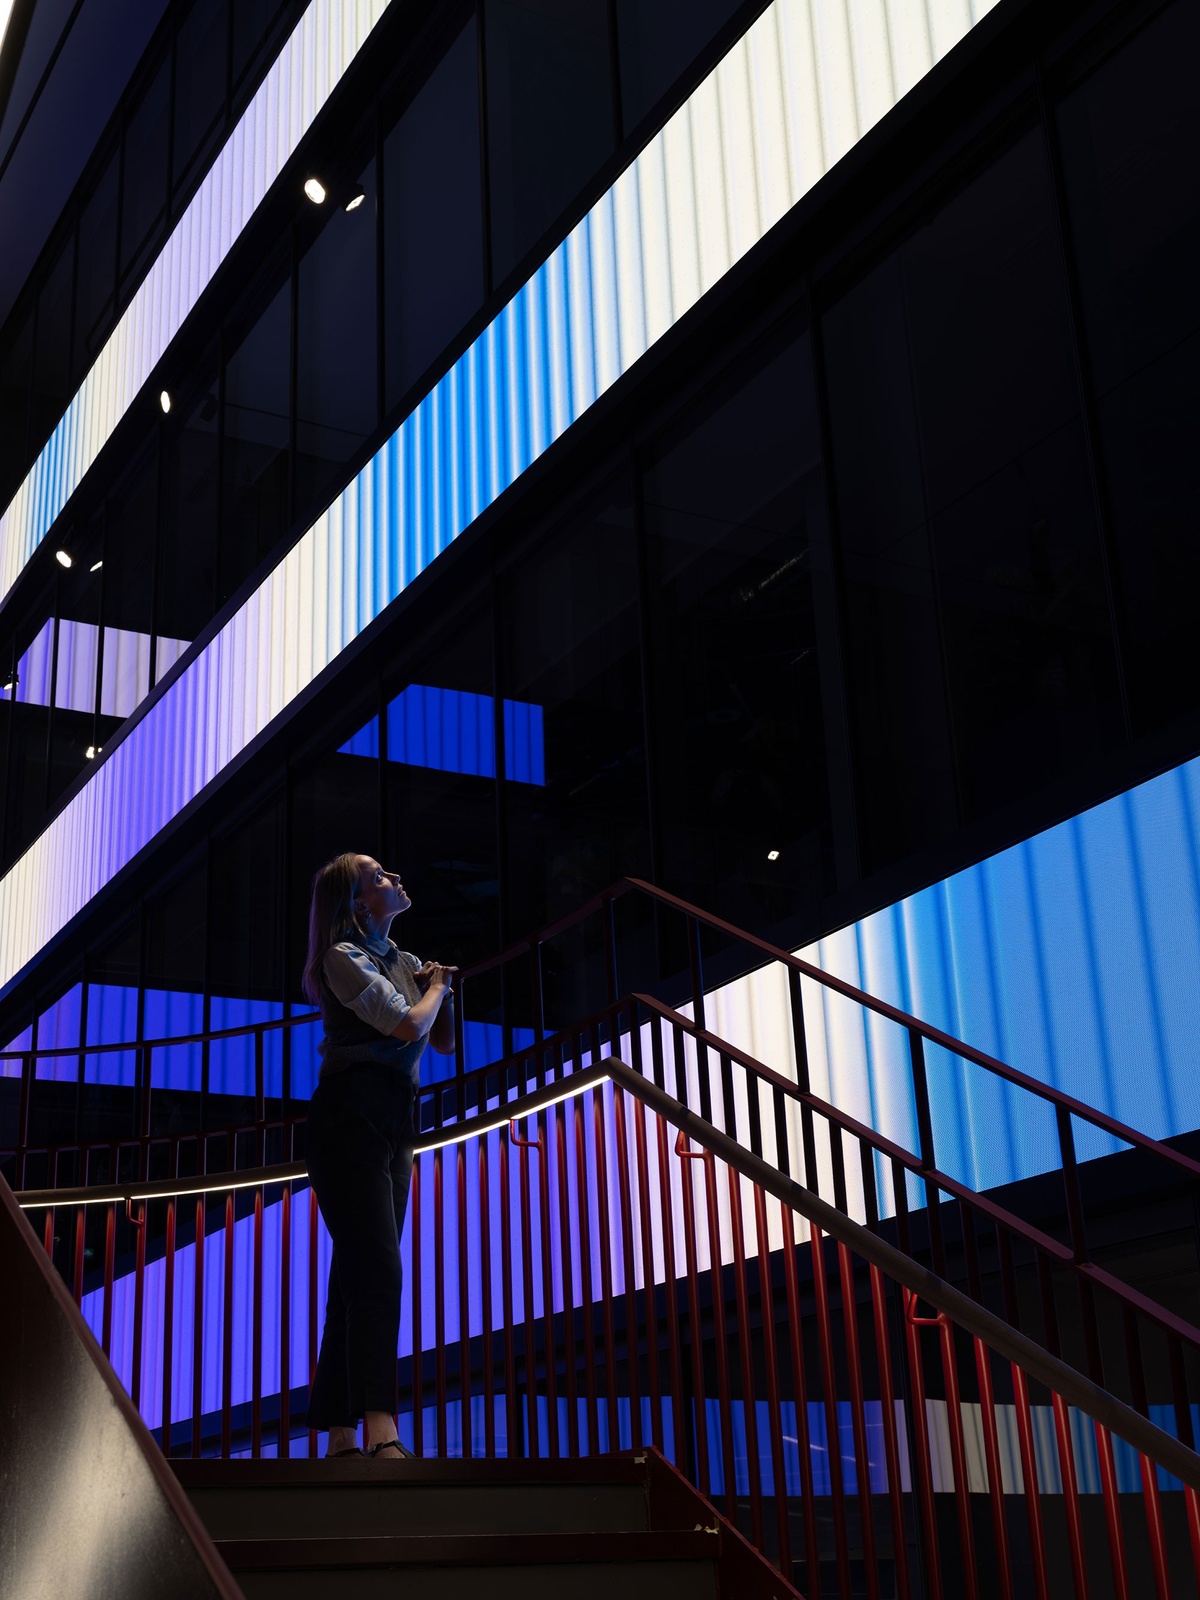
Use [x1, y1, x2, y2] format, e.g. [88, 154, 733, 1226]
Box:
[0, 0, 394, 609]
[11, 618, 189, 718]
[0, 0, 999, 993]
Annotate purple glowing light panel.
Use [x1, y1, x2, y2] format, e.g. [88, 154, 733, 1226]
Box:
[0, 0, 1000, 998]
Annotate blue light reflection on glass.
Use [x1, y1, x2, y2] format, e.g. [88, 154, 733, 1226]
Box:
[339, 684, 544, 785]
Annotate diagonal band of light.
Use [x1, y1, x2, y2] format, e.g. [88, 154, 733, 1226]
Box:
[0, 0, 394, 611]
[0, 0, 997, 995]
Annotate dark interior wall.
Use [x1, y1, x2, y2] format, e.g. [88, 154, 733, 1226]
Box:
[1, 0, 1199, 1155]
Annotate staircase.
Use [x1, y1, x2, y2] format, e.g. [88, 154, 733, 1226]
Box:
[7, 875, 1200, 1599]
[172, 1449, 795, 1599]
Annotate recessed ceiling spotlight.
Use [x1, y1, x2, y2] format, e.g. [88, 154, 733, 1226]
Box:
[55, 549, 73, 568]
[344, 186, 365, 212]
[89, 559, 103, 572]
[159, 389, 172, 414]
[767, 849, 780, 862]
[85, 745, 99, 760]
[304, 176, 327, 205]
[2, 677, 16, 694]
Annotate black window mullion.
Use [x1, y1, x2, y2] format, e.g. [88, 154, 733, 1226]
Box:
[476, 2, 493, 299]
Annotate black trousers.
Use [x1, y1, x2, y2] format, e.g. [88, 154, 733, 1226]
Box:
[304, 1063, 415, 1428]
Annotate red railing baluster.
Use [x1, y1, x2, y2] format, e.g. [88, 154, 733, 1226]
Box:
[972, 1334, 1015, 1600]
[935, 1313, 979, 1599]
[251, 1184, 263, 1457]
[652, 1098, 688, 1470]
[811, 1220, 854, 1599]
[536, 1105, 560, 1458]
[412, 1156, 423, 1458]
[674, 1129, 713, 1500]
[131, 1199, 147, 1419]
[554, 1099, 580, 1456]
[900, 1288, 943, 1600]
[1092, 1421, 1130, 1600]
[752, 1181, 792, 1577]
[1139, 1450, 1173, 1600]
[783, 1205, 822, 1598]
[280, 1181, 291, 1458]
[611, 1077, 642, 1450]
[632, 1092, 665, 1456]
[573, 1087, 600, 1455]
[307, 1184, 318, 1459]
[161, 1197, 176, 1458]
[837, 1242, 880, 1600]
[590, 1074, 618, 1453]
[499, 1119, 517, 1458]
[1009, 1360, 1050, 1600]
[192, 1196, 205, 1459]
[868, 1265, 911, 1600]
[102, 1200, 116, 1361]
[221, 1191, 234, 1458]
[1050, 1389, 1089, 1597]
[727, 1161, 766, 1552]
[72, 1204, 85, 1305]
[434, 1146, 447, 1458]
[511, 1113, 540, 1458]
[457, 1138, 472, 1460]
[479, 1130, 496, 1458]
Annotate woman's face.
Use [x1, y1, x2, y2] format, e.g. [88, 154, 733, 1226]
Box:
[355, 857, 411, 929]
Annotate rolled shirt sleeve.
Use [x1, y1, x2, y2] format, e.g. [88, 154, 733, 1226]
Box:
[323, 942, 415, 1036]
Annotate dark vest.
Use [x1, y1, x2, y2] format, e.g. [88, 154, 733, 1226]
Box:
[318, 939, 426, 1082]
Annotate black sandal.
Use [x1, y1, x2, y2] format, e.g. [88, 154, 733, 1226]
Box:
[369, 1438, 415, 1460]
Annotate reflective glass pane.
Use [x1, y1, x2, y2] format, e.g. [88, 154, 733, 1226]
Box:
[222, 279, 291, 599]
[615, 0, 742, 132]
[1057, 0, 1200, 735]
[485, 0, 613, 283]
[384, 20, 484, 409]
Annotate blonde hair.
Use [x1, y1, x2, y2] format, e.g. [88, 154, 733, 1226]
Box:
[302, 852, 368, 1005]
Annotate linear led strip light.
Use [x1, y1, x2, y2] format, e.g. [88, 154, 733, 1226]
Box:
[0, 0, 394, 610]
[0, 0, 999, 995]
[16, 1063, 615, 1207]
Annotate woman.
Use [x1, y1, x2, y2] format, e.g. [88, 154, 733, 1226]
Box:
[301, 852, 456, 1459]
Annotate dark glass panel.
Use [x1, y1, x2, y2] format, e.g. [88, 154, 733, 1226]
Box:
[209, 794, 285, 1000]
[485, 0, 614, 283]
[0, 310, 32, 503]
[498, 476, 649, 935]
[30, 242, 74, 449]
[642, 330, 832, 933]
[383, 20, 484, 409]
[120, 60, 170, 284]
[221, 279, 291, 601]
[615, 0, 742, 132]
[232, 0, 288, 89]
[295, 160, 377, 516]
[144, 859, 207, 1132]
[74, 152, 119, 381]
[1057, 0, 1200, 735]
[824, 132, 1121, 867]
[288, 722, 382, 995]
[383, 603, 500, 971]
[173, 0, 229, 193]
[161, 371, 219, 642]
[103, 447, 158, 638]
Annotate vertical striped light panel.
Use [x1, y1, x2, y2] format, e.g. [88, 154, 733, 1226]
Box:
[0, 0, 394, 609]
[0, 0, 999, 993]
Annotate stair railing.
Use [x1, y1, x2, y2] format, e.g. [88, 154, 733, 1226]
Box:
[16, 1044, 1200, 1600]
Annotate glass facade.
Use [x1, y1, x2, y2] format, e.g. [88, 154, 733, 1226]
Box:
[2, 0, 1200, 1191]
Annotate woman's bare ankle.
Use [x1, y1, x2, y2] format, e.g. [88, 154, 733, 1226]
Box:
[326, 1424, 359, 1457]
[364, 1410, 397, 1449]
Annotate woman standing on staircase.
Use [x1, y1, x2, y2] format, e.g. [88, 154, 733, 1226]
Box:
[301, 852, 457, 1459]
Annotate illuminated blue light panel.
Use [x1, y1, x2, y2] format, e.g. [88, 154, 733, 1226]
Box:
[339, 683, 545, 783]
[0, 0, 1001, 995]
[0, 0, 396, 608]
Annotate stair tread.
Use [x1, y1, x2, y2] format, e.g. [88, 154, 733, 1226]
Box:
[215, 1528, 720, 1569]
[172, 1455, 650, 1488]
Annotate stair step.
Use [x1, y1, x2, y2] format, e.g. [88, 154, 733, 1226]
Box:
[217, 1529, 720, 1600]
